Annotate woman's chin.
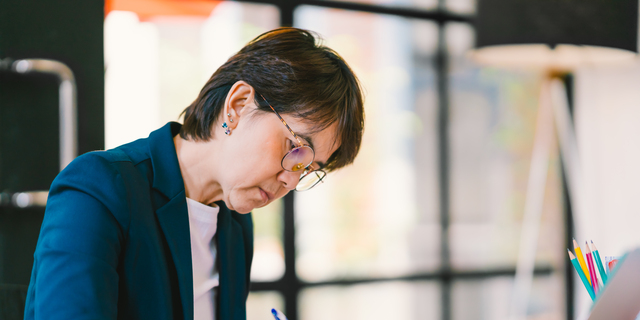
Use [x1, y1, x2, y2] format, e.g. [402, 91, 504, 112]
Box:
[235, 208, 253, 214]
[226, 199, 255, 214]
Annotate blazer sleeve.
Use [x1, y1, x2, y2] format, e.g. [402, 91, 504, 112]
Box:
[24, 152, 130, 320]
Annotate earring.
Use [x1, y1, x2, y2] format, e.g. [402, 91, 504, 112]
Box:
[222, 122, 231, 135]
[228, 113, 234, 123]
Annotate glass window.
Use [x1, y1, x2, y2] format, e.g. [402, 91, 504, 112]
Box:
[294, 6, 440, 282]
[299, 281, 440, 320]
[251, 199, 285, 282]
[247, 291, 285, 320]
[445, 0, 476, 14]
[452, 275, 565, 320]
[446, 22, 564, 271]
[311, 0, 438, 11]
[104, 2, 279, 148]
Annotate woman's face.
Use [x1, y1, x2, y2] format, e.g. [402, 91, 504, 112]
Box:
[215, 82, 339, 214]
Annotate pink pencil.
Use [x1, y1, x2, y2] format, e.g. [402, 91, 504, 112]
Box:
[585, 241, 599, 295]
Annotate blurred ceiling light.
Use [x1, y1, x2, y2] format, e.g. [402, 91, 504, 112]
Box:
[105, 0, 220, 21]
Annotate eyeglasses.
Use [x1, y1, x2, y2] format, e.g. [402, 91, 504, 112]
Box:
[258, 94, 327, 191]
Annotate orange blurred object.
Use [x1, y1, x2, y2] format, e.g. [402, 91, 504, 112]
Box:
[608, 259, 619, 272]
[105, 0, 220, 20]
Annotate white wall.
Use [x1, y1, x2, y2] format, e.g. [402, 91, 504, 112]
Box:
[573, 60, 640, 319]
[575, 62, 640, 257]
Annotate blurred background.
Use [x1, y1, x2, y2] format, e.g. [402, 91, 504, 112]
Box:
[1, 0, 640, 319]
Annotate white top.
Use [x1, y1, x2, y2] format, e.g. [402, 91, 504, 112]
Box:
[186, 197, 220, 320]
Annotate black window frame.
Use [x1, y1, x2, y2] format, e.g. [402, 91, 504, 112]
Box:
[241, 1, 573, 319]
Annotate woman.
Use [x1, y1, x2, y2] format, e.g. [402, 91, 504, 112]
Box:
[24, 27, 364, 320]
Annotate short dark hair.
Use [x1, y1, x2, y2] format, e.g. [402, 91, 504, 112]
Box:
[180, 27, 364, 172]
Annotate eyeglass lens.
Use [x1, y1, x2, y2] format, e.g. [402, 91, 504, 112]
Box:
[282, 145, 314, 172]
[296, 170, 326, 191]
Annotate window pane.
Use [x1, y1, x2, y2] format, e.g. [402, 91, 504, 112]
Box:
[445, 0, 476, 14]
[452, 275, 565, 320]
[300, 281, 440, 320]
[308, 0, 476, 14]
[105, 2, 279, 148]
[247, 291, 285, 320]
[105, 1, 284, 282]
[311, 0, 438, 11]
[251, 199, 285, 281]
[446, 22, 565, 270]
[294, 7, 440, 282]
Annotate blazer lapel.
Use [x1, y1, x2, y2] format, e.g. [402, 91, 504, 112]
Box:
[156, 193, 193, 320]
[147, 122, 194, 320]
[146, 122, 250, 320]
[217, 203, 248, 320]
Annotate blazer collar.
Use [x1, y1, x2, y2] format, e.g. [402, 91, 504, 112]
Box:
[147, 122, 185, 199]
[216, 202, 247, 320]
[147, 122, 193, 320]
[148, 122, 249, 320]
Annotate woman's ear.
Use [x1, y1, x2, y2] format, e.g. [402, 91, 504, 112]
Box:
[223, 80, 255, 130]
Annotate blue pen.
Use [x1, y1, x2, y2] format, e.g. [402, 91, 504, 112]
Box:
[271, 308, 289, 320]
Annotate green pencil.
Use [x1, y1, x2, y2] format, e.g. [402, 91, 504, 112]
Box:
[590, 240, 608, 285]
[568, 249, 596, 300]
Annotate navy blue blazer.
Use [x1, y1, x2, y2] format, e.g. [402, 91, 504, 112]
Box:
[24, 122, 254, 320]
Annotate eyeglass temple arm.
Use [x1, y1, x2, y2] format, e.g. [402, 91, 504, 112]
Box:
[259, 94, 305, 146]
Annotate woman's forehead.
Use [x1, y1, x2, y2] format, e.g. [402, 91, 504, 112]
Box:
[280, 115, 339, 155]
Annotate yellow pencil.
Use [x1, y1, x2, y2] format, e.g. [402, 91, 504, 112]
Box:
[573, 238, 591, 285]
[567, 249, 596, 300]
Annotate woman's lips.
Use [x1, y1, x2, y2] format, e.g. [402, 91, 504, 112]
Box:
[259, 188, 270, 204]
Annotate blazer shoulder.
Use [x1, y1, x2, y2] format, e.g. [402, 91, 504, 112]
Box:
[111, 137, 152, 166]
[59, 151, 126, 178]
[51, 152, 130, 211]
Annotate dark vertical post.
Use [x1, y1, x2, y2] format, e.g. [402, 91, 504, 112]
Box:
[282, 192, 300, 320]
[279, 1, 295, 27]
[561, 74, 575, 320]
[562, 170, 575, 320]
[279, 4, 299, 319]
[436, 3, 452, 319]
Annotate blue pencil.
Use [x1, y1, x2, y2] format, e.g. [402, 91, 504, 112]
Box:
[568, 249, 596, 300]
[271, 308, 289, 320]
[590, 240, 608, 285]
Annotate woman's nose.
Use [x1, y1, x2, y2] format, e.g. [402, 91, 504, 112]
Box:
[278, 169, 301, 191]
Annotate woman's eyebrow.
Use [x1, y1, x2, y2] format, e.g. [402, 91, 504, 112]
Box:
[296, 132, 326, 169]
[296, 133, 315, 152]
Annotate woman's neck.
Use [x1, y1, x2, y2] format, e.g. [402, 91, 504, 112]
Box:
[173, 135, 223, 205]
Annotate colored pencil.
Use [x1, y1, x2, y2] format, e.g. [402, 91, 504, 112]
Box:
[568, 249, 596, 300]
[590, 240, 608, 285]
[573, 239, 591, 285]
[585, 241, 599, 294]
[271, 308, 288, 320]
